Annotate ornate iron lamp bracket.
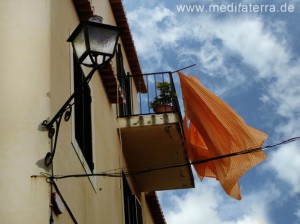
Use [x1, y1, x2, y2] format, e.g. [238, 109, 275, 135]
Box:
[42, 66, 98, 166]
[42, 104, 72, 166]
[41, 18, 120, 167]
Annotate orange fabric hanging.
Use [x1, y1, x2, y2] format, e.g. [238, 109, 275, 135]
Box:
[179, 72, 267, 200]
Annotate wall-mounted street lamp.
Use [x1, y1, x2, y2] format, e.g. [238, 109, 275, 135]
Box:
[42, 17, 120, 166]
[68, 18, 120, 67]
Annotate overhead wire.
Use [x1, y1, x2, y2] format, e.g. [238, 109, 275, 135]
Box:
[38, 61, 300, 181]
[37, 136, 300, 180]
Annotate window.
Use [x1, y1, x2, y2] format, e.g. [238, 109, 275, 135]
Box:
[73, 56, 94, 172]
[117, 44, 132, 117]
[123, 175, 143, 224]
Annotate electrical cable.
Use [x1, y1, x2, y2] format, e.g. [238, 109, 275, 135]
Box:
[37, 136, 300, 180]
[262, 136, 300, 150]
[49, 138, 55, 224]
[52, 181, 78, 224]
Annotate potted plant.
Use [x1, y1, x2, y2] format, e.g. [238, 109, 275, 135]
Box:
[150, 82, 176, 113]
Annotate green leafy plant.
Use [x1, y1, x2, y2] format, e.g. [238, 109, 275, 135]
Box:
[150, 82, 176, 110]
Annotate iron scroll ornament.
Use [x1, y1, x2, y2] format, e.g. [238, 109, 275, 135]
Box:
[42, 66, 98, 167]
[42, 104, 72, 166]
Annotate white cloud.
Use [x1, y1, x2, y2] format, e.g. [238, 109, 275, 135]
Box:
[295, 209, 300, 218]
[266, 143, 300, 194]
[127, 5, 179, 70]
[127, 5, 297, 96]
[159, 180, 223, 224]
[275, 117, 300, 138]
[159, 179, 280, 224]
[213, 17, 290, 79]
[198, 41, 226, 75]
[267, 63, 300, 119]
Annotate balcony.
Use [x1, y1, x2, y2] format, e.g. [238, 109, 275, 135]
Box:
[117, 72, 194, 192]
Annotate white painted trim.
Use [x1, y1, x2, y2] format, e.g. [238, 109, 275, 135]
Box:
[118, 113, 179, 128]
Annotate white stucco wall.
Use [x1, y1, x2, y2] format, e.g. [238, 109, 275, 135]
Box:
[0, 0, 51, 223]
[0, 1, 158, 223]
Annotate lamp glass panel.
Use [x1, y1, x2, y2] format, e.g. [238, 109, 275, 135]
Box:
[87, 25, 118, 55]
[80, 54, 105, 67]
[95, 55, 104, 65]
[73, 29, 86, 61]
[82, 55, 93, 66]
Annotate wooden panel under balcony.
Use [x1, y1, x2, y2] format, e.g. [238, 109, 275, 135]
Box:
[118, 113, 195, 192]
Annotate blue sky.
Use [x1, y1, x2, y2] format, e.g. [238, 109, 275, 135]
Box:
[123, 1, 300, 223]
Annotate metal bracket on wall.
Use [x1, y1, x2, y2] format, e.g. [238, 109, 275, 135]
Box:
[42, 104, 72, 166]
[41, 66, 98, 167]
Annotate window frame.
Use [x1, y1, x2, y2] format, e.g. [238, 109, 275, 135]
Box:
[122, 174, 143, 224]
[117, 44, 133, 117]
[70, 52, 97, 190]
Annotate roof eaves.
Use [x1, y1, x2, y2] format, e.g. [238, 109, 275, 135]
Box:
[109, 0, 147, 93]
[72, 0, 94, 21]
[146, 192, 167, 224]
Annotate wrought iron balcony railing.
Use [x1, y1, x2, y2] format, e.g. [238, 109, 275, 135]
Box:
[118, 72, 182, 119]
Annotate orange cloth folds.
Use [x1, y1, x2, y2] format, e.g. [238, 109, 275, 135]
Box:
[179, 72, 267, 200]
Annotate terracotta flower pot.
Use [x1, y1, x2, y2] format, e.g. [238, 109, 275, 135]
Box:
[153, 104, 173, 113]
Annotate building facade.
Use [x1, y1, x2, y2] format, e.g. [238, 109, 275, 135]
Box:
[0, 0, 194, 223]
